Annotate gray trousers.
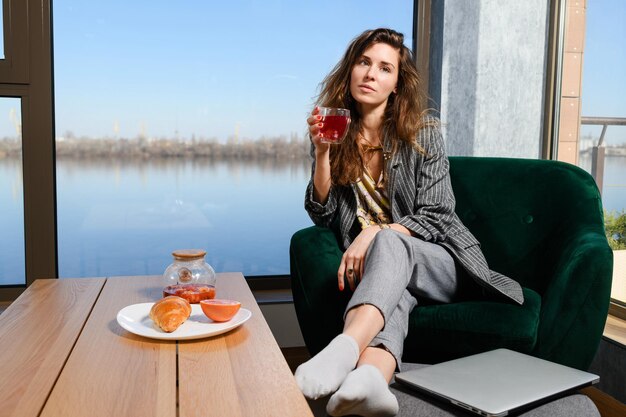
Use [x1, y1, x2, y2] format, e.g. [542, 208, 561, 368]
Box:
[344, 229, 467, 370]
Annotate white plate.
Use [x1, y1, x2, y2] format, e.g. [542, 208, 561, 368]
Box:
[116, 302, 251, 340]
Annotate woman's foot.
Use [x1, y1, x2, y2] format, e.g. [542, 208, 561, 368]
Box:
[326, 365, 399, 417]
[294, 334, 360, 399]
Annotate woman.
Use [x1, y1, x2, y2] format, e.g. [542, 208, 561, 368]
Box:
[295, 28, 523, 417]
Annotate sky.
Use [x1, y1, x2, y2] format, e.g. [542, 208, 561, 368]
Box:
[580, 0, 626, 118]
[0, 1, 624, 143]
[50, 0, 413, 141]
[579, 0, 626, 144]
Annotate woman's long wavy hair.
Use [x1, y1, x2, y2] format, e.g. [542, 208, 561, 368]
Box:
[316, 28, 430, 186]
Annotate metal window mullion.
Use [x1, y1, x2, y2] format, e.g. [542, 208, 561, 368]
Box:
[22, 0, 57, 285]
[0, 0, 56, 301]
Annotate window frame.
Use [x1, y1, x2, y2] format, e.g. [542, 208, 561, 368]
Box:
[542, 0, 566, 160]
[0, 0, 28, 82]
[0, 0, 56, 301]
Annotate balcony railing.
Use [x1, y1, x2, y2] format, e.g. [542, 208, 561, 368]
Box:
[580, 116, 626, 195]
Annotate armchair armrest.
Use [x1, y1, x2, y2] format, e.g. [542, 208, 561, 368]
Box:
[533, 230, 613, 370]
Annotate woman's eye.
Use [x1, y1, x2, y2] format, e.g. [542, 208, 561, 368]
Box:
[381, 67, 391, 73]
[359, 59, 369, 66]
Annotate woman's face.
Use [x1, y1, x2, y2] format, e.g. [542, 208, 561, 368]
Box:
[349, 42, 400, 112]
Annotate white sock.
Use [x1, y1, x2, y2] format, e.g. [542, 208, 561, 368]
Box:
[326, 365, 399, 417]
[295, 334, 360, 399]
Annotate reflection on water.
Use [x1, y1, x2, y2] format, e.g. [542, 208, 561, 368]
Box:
[55, 157, 313, 279]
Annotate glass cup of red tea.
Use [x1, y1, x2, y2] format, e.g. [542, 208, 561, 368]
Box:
[318, 107, 351, 144]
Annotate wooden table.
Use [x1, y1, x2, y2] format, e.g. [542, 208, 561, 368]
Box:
[0, 273, 313, 417]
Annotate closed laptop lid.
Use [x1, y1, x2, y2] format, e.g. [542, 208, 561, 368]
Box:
[395, 349, 599, 417]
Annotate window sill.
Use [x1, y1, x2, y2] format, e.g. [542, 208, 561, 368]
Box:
[604, 314, 626, 348]
[252, 289, 294, 305]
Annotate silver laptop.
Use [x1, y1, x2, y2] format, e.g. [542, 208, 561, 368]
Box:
[395, 348, 599, 417]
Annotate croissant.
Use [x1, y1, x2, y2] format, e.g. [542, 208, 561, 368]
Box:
[150, 296, 192, 333]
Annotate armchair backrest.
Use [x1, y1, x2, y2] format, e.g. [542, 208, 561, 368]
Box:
[449, 157, 607, 294]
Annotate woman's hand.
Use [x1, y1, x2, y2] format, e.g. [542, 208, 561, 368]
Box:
[338, 226, 381, 291]
[309, 107, 333, 204]
[308, 107, 330, 154]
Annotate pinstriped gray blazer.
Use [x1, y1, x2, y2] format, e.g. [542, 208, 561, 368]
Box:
[305, 116, 524, 305]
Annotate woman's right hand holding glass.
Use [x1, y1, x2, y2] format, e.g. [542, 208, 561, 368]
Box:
[308, 107, 330, 154]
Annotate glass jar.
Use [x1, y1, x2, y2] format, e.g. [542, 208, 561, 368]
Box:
[162, 249, 216, 303]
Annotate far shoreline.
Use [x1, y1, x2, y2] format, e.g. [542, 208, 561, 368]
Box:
[0, 135, 312, 160]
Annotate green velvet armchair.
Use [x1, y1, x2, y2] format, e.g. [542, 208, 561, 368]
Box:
[290, 157, 613, 370]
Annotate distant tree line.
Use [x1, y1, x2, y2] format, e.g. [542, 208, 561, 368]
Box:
[0, 134, 312, 160]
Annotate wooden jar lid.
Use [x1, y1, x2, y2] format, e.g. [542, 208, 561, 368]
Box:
[172, 249, 206, 261]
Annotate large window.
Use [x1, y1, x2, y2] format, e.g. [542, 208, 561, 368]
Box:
[581, 1, 626, 306]
[556, 0, 626, 306]
[52, 1, 414, 278]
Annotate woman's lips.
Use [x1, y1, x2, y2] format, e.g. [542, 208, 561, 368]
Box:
[358, 84, 375, 92]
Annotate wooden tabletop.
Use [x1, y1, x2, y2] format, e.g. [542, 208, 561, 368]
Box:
[0, 273, 313, 417]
